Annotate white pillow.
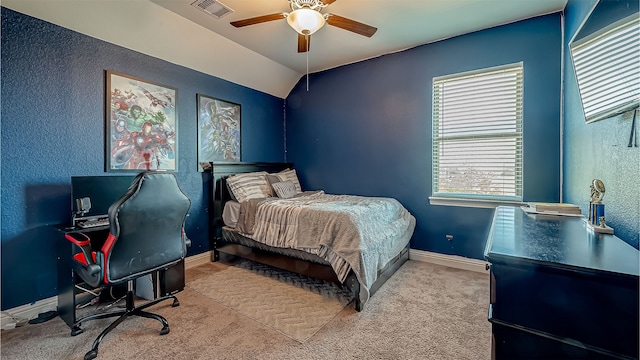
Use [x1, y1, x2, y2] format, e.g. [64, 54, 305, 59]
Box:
[274, 169, 302, 193]
[271, 181, 297, 199]
[225, 171, 271, 203]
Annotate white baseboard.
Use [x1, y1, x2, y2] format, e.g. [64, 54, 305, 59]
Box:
[409, 249, 489, 274]
[184, 251, 212, 269]
[1, 252, 214, 330]
[1, 297, 58, 330]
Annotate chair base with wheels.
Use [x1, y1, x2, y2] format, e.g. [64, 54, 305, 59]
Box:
[71, 280, 180, 360]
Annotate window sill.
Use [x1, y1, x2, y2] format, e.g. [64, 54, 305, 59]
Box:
[429, 196, 525, 209]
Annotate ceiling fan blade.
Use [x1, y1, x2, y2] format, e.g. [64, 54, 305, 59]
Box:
[326, 14, 377, 37]
[298, 33, 310, 53]
[322, 0, 338, 4]
[230, 13, 285, 28]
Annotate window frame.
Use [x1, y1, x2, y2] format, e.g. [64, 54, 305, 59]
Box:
[430, 62, 524, 208]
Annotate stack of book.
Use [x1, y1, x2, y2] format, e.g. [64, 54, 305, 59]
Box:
[523, 202, 582, 216]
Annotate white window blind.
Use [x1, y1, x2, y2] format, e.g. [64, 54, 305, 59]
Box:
[432, 63, 523, 201]
[571, 15, 640, 123]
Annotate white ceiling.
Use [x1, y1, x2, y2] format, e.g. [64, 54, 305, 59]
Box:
[151, 0, 568, 74]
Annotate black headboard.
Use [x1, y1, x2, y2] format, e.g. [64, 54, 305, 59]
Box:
[209, 162, 293, 234]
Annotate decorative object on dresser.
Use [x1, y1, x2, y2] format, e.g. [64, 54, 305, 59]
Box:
[522, 202, 582, 216]
[208, 162, 416, 311]
[587, 178, 614, 234]
[485, 206, 639, 360]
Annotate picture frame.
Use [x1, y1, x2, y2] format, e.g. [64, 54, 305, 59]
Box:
[197, 94, 241, 169]
[105, 70, 178, 172]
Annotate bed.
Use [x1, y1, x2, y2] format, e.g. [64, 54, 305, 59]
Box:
[208, 162, 416, 311]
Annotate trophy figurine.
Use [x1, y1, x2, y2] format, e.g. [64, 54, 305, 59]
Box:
[588, 179, 606, 227]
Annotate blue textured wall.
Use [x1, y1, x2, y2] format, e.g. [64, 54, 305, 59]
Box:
[286, 14, 563, 259]
[1, 7, 285, 310]
[8, 3, 635, 312]
[563, 0, 640, 249]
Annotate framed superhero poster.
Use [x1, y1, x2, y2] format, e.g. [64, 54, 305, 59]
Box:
[196, 94, 241, 171]
[106, 70, 178, 172]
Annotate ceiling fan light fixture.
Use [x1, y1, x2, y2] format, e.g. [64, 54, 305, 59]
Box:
[287, 8, 325, 35]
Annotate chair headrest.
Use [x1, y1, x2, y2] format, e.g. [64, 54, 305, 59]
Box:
[108, 172, 190, 237]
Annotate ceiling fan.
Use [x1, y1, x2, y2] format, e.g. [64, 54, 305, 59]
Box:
[230, 0, 377, 53]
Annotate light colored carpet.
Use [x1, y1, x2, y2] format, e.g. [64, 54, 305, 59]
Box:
[187, 261, 352, 342]
[0, 260, 491, 360]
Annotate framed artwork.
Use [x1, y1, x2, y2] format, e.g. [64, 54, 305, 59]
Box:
[197, 94, 241, 169]
[106, 70, 178, 172]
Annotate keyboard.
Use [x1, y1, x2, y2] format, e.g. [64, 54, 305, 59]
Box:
[77, 218, 109, 228]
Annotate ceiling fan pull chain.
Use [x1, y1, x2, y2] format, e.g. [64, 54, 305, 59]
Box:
[306, 33, 310, 91]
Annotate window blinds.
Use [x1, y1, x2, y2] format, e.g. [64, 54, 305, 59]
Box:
[571, 15, 640, 122]
[432, 63, 523, 200]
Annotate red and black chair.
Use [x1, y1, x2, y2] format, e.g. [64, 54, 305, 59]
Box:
[64, 172, 191, 360]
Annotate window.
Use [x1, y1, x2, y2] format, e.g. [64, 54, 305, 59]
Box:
[432, 63, 523, 204]
[570, 15, 640, 123]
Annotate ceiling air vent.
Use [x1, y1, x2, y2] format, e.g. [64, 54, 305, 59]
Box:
[191, 0, 234, 19]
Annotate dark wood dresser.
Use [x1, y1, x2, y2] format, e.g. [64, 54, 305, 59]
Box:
[485, 206, 639, 360]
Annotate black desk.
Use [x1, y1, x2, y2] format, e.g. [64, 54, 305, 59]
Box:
[485, 206, 639, 360]
[56, 225, 185, 328]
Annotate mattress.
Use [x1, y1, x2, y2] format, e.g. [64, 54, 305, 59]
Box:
[222, 200, 241, 228]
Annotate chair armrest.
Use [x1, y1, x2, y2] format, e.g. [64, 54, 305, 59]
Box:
[182, 229, 191, 247]
[65, 233, 103, 287]
[65, 232, 91, 247]
[65, 233, 98, 269]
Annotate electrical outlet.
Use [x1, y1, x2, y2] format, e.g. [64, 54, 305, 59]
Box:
[446, 234, 454, 241]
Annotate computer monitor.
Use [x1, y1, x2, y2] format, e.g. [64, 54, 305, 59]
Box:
[71, 175, 137, 221]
